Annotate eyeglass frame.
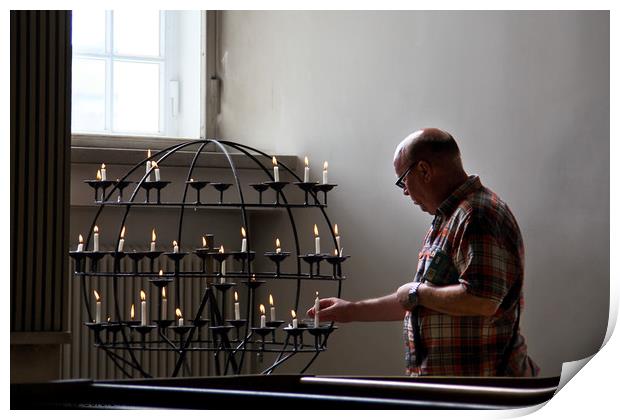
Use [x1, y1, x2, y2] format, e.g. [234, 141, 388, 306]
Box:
[395, 161, 419, 189]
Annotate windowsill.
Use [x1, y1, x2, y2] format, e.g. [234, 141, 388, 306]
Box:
[71, 133, 298, 170]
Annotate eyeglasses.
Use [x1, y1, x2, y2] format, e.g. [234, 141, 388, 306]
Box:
[395, 161, 418, 189]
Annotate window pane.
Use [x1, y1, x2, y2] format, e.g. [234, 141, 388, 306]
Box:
[72, 10, 106, 53]
[113, 61, 160, 133]
[72, 58, 106, 132]
[113, 11, 161, 56]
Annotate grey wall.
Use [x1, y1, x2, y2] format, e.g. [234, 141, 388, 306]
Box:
[217, 11, 610, 377]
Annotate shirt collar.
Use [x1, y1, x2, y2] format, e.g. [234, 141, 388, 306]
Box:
[435, 175, 482, 217]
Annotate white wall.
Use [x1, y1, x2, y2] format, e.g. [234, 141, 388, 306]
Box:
[217, 11, 609, 377]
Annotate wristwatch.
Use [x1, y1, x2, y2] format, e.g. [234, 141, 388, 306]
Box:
[408, 282, 422, 308]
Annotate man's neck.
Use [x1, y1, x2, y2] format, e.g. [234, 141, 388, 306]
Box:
[431, 171, 470, 213]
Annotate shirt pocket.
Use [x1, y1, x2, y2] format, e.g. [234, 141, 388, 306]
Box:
[421, 246, 460, 286]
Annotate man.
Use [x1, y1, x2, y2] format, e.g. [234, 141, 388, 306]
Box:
[307, 128, 539, 377]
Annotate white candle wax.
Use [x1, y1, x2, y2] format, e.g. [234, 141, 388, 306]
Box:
[77, 243, 83, 252]
[241, 238, 247, 253]
[315, 236, 321, 255]
[141, 301, 147, 326]
[260, 314, 266, 328]
[304, 166, 310, 183]
[292, 318, 298, 329]
[221, 260, 226, 284]
[178, 317, 184, 327]
[273, 166, 279, 182]
[117, 238, 124, 252]
[173, 243, 179, 253]
[96, 301, 101, 324]
[161, 298, 167, 319]
[101, 165, 107, 181]
[336, 235, 341, 251]
[322, 162, 328, 184]
[150, 241, 156, 252]
[314, 294, 320, 328]
[234, 302, 240, 320]
[146, 160, 152, 182]
[93, 232, 100, 252]
[270, 306, 276, 322]
[154, 166, 161, 182]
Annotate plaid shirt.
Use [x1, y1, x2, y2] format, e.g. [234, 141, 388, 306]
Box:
[404, 175, 539, 376]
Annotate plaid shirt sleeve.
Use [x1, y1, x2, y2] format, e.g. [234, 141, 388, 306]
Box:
[454, 214, 513, 304]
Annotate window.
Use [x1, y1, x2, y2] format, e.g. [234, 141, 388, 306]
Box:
[72, 10, 203, 138]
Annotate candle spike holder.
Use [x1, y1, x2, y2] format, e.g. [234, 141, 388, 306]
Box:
[74, 139, 347, 379]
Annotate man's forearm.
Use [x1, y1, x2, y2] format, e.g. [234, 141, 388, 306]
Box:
[417, 283, 499, 316]
[351, 293, 407, 322]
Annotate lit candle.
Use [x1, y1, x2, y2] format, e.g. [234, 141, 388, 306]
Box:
[77, 234, 84, 252]
[275, 238, 281, 254]
[107, 315, 111, 324]
[259, 304, 266, 328]
[93, 289, 101, 324]
[314, 291, 320, 328]
[334, 224, 341, 252]
[234, 291, 240, 320]
[304, 156, 310, 183]
[269, 294, 276, 321]
[161, 286, 168, 320]
[117, 226, 126, 252]
[219, 245, 226, 284]
[241, 227, 247, 252]
[100, 163, 107, 181]
[146, 149, 152, 182]
[314, 224, 320, 255]
[176, 308, 184, 327]
[130, 303, 135, 321]
[291, 310, 298, 329]
[272, 156, 279, 182]
[96, 169, 102, 181]
[153, 161, 161, 182]
[93, 225, 100, 252]
[202, 236, 207, 249]
[140, 290, 147, 326]
[173, 240, 179, 253]
[322, 161, 328, 184]
[150, 229, 157, 252]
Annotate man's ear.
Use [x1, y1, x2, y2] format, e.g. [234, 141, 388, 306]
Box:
[418, 160, 433, 183]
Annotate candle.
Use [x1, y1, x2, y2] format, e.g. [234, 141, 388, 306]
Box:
[219, 245, 226, 283]
[314, 291, 320, 328]
[269, 294, 276, 321]
[234, 291, 240, 320]
[291, 310, 298, 329]
[117, 226, 126, 252]
[241, 227, 247, 252]
[176, 308, 184, 327]
[93, 289, 101, 324]
[161, 287, 168, 319]
[202, 236, 207, 249]
[153, 161, 161, 182]
[272, 156, 279, 182]
[275, 238, 281, 254]
[259, 304, 266, 328]
[140, 290, 147, 326]
[314, 224, 320, 255]
[322, 161, 328, 184]
[96, 169, 102, 181]
[334, 224, 341, 252]
[304, 156, 310, 183]
[130, 303, 135, 321]
[173, 240, 179, 253]
[100, 163, 107, 181]
[93, 225, 100, 252]
[77, 234, 84, 252]
[146, 149, 152, 182]
[150, 229, 157, 252]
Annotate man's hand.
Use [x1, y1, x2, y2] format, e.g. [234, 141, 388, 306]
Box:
[306, 297, 355, 323]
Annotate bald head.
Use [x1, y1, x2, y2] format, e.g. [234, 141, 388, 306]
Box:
[394, 128, 463, 171]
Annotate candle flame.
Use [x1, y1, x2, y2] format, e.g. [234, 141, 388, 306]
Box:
[316, 291, 319, 297]
[78, 234, 83, 244]
[251, 274, 256, 282]
[140, 290, 146, 301]
[159, 269, 163, 276]
[120, 226, 126, 238]
[334, 224, 339, 235]
[304, 156, 309, 167]
[259, 304, 265, 315]
[275, 238, 280, 248]
[152, 161, 158, 168]
[130, 304, 135, 320]
[219, 245, 224, 253]
[101, 163, 106, 169]
[323, 161, 328, 170]
[291, 309, 297, 319]
[314, 224, 319, 237]
[234, 291, 238, 302]
[94, 225, 99, 233]
[162, 287, 166, 298]
[96, 170, 102, 181]
[272, 156, 278, 166]
[269, 294, 274, 306]
[334, 248, 339, 256]
[190, 178, 194, 182]
[241, 227, 246, 238]
[147, 149, 151, 158]
[176, 308, 183, 318]
[173, 240, 178, 247]
[107, 316, 111, 323]
[202, 236, 207, 247]
[151, 229, 156, 242]
[93, 289, 100, 301]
